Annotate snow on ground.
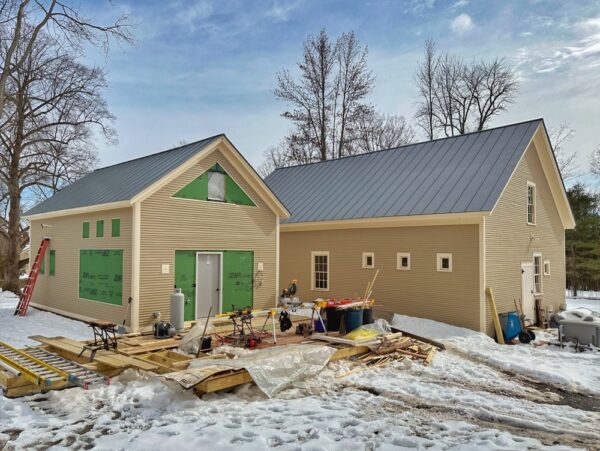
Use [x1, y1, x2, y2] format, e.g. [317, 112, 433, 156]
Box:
[392, 314, 600, 398]
[567, 296, 600, 311]
[565, 290, 600, 300]
[0, 291, 90, 347]
[1, 294, 599, 450]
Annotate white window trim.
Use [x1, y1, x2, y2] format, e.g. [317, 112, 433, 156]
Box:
[533, 252, 543, 294]
[311, 251, 330, 292]
[543, 260, 550, 276]
[527, 180, 536, 226]
[436, 253, 453, 272]
[362, 252, 375, 269]
[397, 252, 411, 270]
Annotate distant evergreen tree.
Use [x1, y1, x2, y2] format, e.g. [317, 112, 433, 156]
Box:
[566, 183, 600, 295]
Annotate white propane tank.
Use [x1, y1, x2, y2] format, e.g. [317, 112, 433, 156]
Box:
[171, 288, 185, 332]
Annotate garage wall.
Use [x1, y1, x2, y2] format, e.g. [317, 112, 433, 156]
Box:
[138, 146, 278, 328]
[29, 207, 133, 325]
[280, 224, 481, 331]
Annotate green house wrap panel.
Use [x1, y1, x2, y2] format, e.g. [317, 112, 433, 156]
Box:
[173, 173, 208, 200]
[111, 218, 120, 237]
[225, 175, 255, 206]
[40, 254, 45, 274]
[79, 249, 123, 305]
[222, 251, 253, 312]
[175, 250, 196, 321]
[49, 250, 56, 276]
[96, 220, 104, 237]
[173, 164, 255, 206]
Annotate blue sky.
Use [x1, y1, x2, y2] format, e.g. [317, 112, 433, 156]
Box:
[86, 0, 600, 185]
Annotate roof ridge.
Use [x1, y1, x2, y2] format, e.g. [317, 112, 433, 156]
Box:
[94, 133, 225, 172]
[270, 118, 544, 172]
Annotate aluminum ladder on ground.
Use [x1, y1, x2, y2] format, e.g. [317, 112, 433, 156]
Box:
[0, 341, 110, 389]
[26, 348, 110, 389]
[0, 340, 68, 386]
[14, 238, 50, 316]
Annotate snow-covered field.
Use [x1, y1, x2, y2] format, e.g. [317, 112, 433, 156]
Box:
[0, 291, 599, 450]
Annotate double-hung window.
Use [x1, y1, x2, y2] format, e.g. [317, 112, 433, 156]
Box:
[527, 181, 536, 225]
[533, 253, 542, 294]
[312, 251, 329, 291]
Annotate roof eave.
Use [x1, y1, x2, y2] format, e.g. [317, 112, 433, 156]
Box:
[23, 200, 133, 221]
[280, 211, 488, 232]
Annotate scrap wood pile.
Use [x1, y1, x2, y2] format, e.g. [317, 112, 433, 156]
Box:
[336, 333, 439, 378]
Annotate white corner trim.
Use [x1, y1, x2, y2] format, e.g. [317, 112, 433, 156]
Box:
[131, 201, 141, 332]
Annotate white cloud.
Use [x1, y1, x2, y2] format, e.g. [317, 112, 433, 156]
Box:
[265, 1, 298, 22]
[450, 13, 474, 35]
[520, 31, 534, 37]
[451, 0, 469, 9]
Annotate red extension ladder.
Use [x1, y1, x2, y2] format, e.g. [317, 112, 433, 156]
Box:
[14, 238, 50, 316]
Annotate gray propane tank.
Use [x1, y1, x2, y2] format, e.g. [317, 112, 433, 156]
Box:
[171, 288, 185, 332]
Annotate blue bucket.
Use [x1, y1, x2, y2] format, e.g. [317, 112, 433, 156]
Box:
[344, 309, 364, 333]
[314, 318, 327, 333]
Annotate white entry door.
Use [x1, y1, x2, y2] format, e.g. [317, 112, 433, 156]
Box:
[196, 252, 222, 318]
[521, 262, 535, 320]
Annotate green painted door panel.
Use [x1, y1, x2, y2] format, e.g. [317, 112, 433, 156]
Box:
[175, 250, 196, 321]
[222, 251, 253, 312]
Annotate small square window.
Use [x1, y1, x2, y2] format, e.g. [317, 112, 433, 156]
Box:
[544, 260, 550, 276]
[397, 253, 411, 270]
[96, 220, 104, 238]
[437, 253, 452, 272]
[362, 252, 375, 269]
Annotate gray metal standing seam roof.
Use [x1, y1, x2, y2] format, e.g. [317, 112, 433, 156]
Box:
[265, 119, 543, 224]
[25, 135, 222, 216]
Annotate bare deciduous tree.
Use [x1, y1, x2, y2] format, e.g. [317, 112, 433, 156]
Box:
[0, 0, 132, 119]
[274, 29, 374, 163]
[548, 123, 578, 179]
[0, 28, 115, 293]
[350, 113, 415, 154]
[591, 145, 600, 176]
[414, 39, 437, 140]
[414, 40, 518, 138]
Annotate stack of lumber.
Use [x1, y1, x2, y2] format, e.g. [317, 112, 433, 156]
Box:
[336, 334, 438, 378]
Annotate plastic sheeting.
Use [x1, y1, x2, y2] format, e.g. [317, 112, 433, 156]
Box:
[179, 320, 216, 355]
[188, 344, 336, 397]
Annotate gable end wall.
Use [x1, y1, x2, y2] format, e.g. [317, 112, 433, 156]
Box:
[485, 141, 566, 335]
[138, 146, 277, 328]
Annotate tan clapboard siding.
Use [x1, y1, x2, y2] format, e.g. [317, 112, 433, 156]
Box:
[138, 146, 277, 328]
[29, 207, 133, 325]
[280, 224, 480, 330]
[485, 141, 566, 335]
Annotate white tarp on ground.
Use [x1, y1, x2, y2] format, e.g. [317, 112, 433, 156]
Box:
[184, 344, 336, 398]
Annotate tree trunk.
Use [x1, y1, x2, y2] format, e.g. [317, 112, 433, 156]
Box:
[3, 168, 22, 295]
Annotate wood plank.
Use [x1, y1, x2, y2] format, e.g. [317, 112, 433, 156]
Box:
[389, 328, 446, 350]
[330, 345, 371, 361]
[486, 287, 505, 345]
[28, 335, 158, 371]
[194, 370, 254, 393]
